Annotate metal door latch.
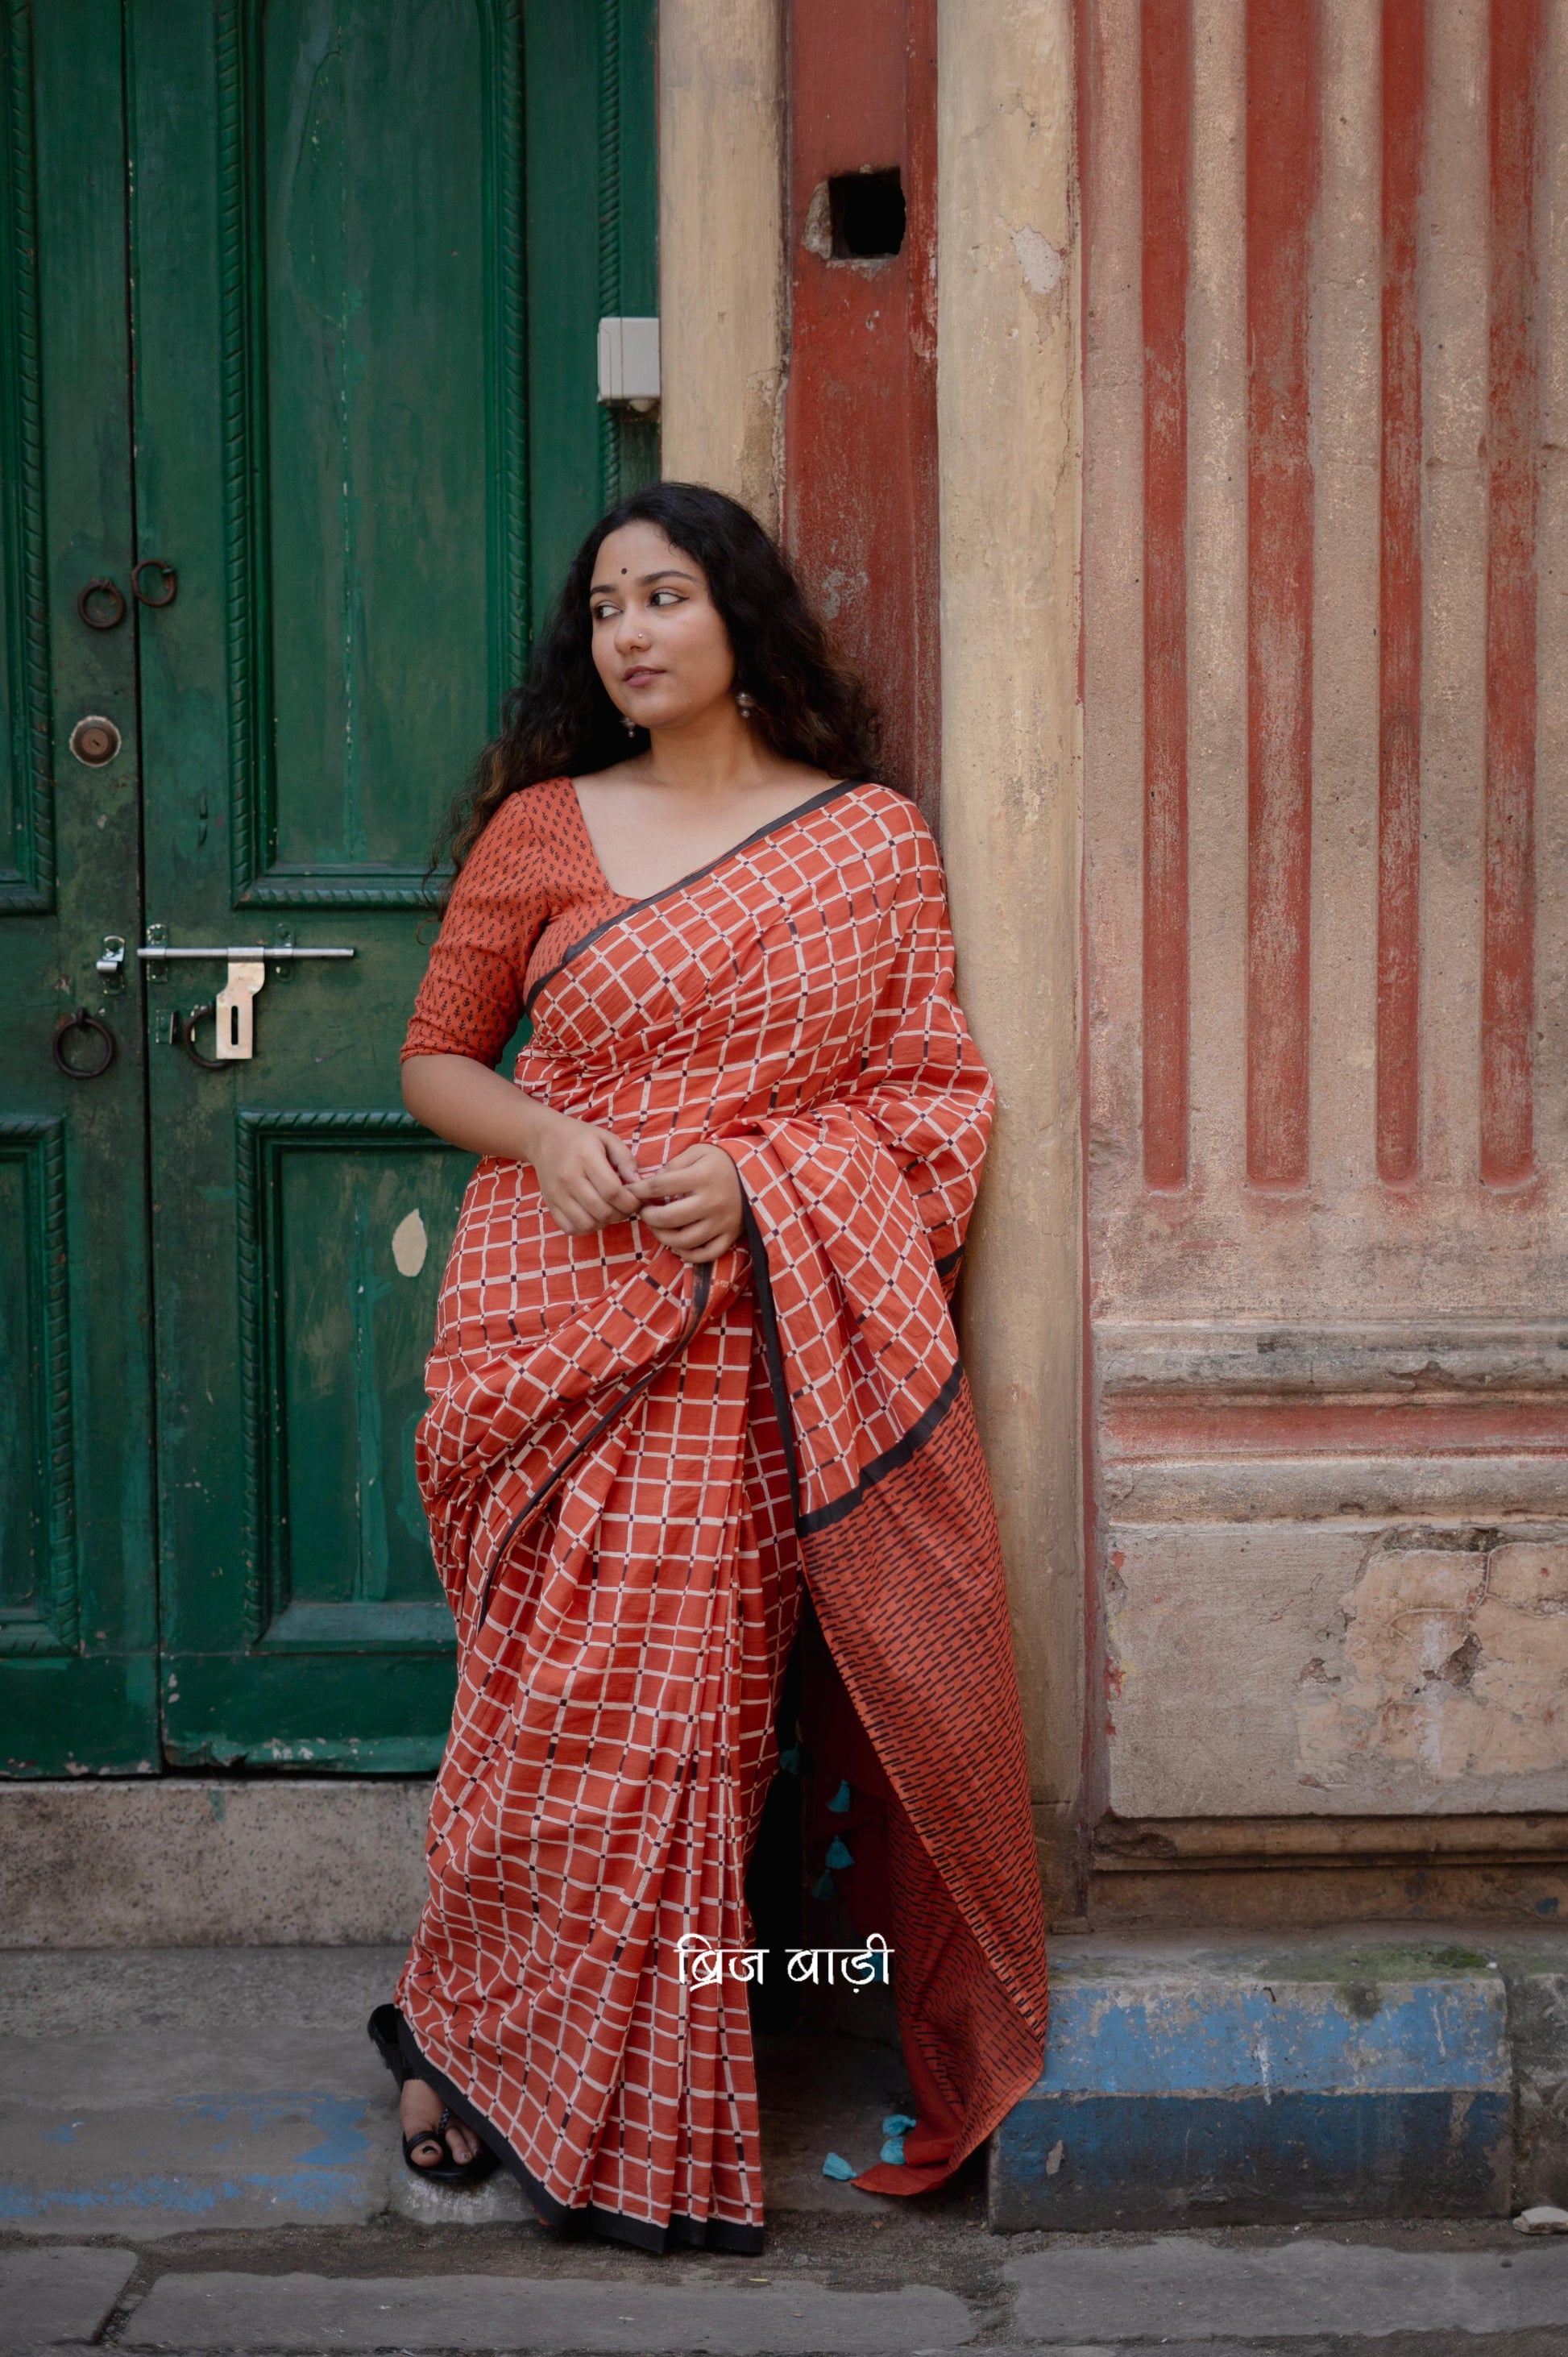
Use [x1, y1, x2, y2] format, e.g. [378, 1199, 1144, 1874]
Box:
[95, 936, 126, 990]
[138, 936, 355, 1063]
[210, 957, 265, 1060]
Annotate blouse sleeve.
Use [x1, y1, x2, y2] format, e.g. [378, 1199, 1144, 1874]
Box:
[401, 791, 551, 1065]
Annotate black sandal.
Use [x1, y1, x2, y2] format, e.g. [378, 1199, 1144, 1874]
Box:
[368, 2002, 500, 2186]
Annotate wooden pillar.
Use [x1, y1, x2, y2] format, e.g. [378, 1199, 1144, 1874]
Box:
[936, 0, 1086, 1918]
[657, 0, 786, 531]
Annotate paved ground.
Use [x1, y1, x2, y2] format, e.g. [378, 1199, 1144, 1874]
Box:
[2, 2213, 1566, 2355]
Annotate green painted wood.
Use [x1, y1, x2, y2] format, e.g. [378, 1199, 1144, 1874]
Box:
[0, 0, 159, 1774]
[524, 0, 658, 626]
[129, 0, 657, 1769]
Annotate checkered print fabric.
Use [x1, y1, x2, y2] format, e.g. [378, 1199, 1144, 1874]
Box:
[396, 781, 1047, 2247]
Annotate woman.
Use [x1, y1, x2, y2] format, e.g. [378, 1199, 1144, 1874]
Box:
[371, 482, 1047, 2251]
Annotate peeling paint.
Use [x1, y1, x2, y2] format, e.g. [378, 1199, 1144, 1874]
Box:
[1010, 222, 1066, 295]
[391, 1206, 427, 1277]
[1296, 1545, 1568, 1786]
[801, 179, 832, 260]
[1106, 1524, 1568, 1815]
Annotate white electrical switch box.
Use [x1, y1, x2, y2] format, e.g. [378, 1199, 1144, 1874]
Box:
[597, 315, 661, 411]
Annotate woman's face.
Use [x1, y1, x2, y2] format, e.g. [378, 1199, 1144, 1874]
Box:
[589, 522, 737, 735]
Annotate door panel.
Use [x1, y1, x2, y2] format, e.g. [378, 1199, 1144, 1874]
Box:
[234, 0, 526, 903]
[262, 0, 498, 885]
[0, 0, 158, 1773]
[131, 0, 655, 1769]
[244, 1115, 468, 1639]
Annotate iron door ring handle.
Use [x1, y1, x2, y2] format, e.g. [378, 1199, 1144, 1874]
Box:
[77, 578, 127, 631]
[182, 1002, 226, 1070]
[52, 1008, 117, 1080]
[131, 558, 178, 608]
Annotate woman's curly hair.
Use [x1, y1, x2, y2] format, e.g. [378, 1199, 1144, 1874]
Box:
[437, 480, 889, 890]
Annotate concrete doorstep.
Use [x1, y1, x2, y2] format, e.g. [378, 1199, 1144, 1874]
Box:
[989, 1926, 1568, 2231]
[2, 1929, 1566, 2241]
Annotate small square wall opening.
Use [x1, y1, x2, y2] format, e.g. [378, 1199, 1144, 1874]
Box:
[829, 168, 906, 260]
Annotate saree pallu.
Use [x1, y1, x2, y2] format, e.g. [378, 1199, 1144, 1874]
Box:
[396, 781, 1047, 2251]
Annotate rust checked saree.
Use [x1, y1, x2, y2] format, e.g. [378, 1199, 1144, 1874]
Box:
[393, 776, 1047, 2251]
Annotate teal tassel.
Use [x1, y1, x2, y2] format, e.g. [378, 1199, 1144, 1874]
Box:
[882, 2112, 916, 2136]
[825, 1836, 854, 1871]
[812, 1869, 836, 1901]
[779, 1745, 802, 1775]
[880, 2135, 906, 2166]
[821, 2152, 856, 2181]
[828, 1778, 852, 1813]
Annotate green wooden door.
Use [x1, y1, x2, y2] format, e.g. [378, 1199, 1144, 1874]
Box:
[0, 0, 655, 1775]
[0, 0, 159, 1774]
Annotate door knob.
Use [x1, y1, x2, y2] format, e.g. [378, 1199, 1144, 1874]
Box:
[68, 714, 122, 766]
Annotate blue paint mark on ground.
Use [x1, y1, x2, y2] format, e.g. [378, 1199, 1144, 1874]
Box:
[0, 2169, 368, 2220]
[170, 2093, 372, 2165]
[2, 2092, 379, 2222]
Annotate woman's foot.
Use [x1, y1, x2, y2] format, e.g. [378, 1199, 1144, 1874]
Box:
[400, 2076, 481, 2168]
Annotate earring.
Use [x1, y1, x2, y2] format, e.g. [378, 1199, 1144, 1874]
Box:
[620, 712, 638, 736]
[736, 691, 756, 720]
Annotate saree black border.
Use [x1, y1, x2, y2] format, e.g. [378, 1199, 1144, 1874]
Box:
[742, 1182, 964, 1541]
[740, 1194, 803, 1528]
[395, 2009, 765, 2253]
[524, 778, 872, 1016]
[799, 1359, 964, 1537]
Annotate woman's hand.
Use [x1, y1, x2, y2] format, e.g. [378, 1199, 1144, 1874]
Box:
[528, 1110, 644, 1237]
[400, 1057, 641, 1239]
[628, 1145, 744, 1265]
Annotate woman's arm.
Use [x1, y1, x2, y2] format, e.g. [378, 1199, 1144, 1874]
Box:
[401, 1052, 642, 1236]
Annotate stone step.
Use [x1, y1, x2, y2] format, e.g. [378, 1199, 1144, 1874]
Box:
[989, 1924, 1568, 2232]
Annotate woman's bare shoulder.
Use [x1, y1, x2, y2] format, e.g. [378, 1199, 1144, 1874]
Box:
[572, 758, 643, 796]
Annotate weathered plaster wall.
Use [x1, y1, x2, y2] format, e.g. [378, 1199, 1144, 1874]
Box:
[657, 0, 786, 529]
[937, 0, 1085, 1909]
[1082, 0, 1568, 1900]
